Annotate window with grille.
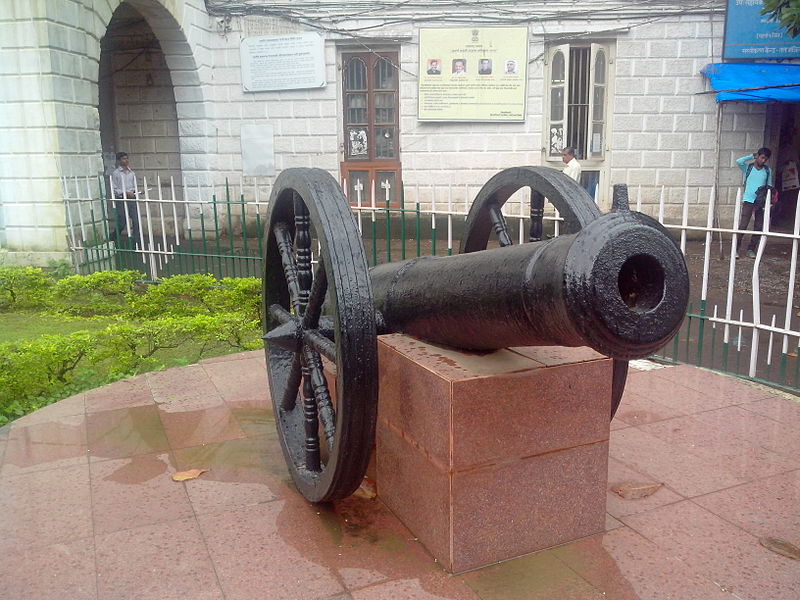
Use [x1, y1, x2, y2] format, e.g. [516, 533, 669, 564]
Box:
[546, 43, 611, 161]
[343, 52, 399, 161]
[341, 51, 401, 206]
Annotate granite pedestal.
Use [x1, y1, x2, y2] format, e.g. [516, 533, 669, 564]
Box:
[375, 334, 612, 573]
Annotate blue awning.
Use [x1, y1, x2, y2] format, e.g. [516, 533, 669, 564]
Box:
[700, 62, 800, 103]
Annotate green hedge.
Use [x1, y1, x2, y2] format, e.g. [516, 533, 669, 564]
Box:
[0, 269, 263, 425]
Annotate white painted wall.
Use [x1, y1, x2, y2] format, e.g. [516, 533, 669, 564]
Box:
[0, 0, 786, 263]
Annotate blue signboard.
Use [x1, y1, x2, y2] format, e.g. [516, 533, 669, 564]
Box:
[724, 0, 800, 59]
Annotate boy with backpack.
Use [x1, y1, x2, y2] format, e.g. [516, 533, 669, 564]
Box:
[736, 147, 773, 258]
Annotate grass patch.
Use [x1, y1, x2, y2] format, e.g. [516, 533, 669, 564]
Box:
[0, 312, 115, 344]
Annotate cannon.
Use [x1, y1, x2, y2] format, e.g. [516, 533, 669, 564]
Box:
[262, 167, 689, 502]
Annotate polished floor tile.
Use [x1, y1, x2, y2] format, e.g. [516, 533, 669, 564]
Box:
[202, 353, 268, 408]
[1, 353, 797, 600]
[610, 427, 747, 497]
[172, 435, 286, 513]
[146, 364, 225, 412]
[158, 404, 246, 449]
[606, 457, 684, 518]
[692, 469, 800, 543]
[11, 392, 86, 426]
[85, 376, 154, 413]
[639, 414, 800, 481]
[0, 463, 92, 551]
[196, 500, 345, 600]
[614, 389, 686, 425]
[0, 536, 96, 600]
[95, 517, 224, 600]
[86, 404, 169, 461]
[2, 414, 87, 477]
[89, 451, 194, 535]
[551, 526, 730, 600]
[624, 500, 800, 600]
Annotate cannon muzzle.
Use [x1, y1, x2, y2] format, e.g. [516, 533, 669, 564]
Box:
[370, 210, 689, 360]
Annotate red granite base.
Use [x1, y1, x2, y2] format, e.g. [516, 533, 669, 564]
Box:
[376, 334, 612, 573]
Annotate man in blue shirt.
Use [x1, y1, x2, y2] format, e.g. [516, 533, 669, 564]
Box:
[736, 147, 772, 258]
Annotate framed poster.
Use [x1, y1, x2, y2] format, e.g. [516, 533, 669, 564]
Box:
[723, 0, 800, 60]
[240, 32, 326, 92]
[418, 27, 528, 122]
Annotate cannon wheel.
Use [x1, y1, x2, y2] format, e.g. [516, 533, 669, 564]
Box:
[459, 166, 629, 419]
[262, 168, 377, 503]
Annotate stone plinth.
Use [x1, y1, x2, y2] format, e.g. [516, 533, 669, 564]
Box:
[376, 334, 612, 573]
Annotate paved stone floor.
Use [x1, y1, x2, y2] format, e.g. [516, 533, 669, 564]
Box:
[0, 350, 798, 600]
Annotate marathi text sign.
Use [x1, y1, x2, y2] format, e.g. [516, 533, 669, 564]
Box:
[723, 0, 800, 59]
[418, 27, 528, 122]
[240, 33, 326, 92]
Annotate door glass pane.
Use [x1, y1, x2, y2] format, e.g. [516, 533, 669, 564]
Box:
[549, 125, 564, 155]
[590, 122, 603, 156]
[375, 127, 396, 159]
[347, 171, 370, 205]
[375, 171, 397, 205]
[594, 51, 606, 84]
[550, 87, 563, 121]
[347, 127, 369, 158]
[374, 57, 396, 90]
[375, 93, 395, 124]
[347, 93, 367, 124]
[551, 51, 565, 84]
[345, 58, 366, 91]
[592, 85, 605, 122]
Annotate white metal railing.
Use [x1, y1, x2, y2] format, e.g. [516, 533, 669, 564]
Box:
[62, 174, 800, 390]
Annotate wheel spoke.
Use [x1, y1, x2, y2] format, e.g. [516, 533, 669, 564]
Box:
[529, 191, 545, 242]
[279, 354, 302, 411]
[294, 193, 312, 314]
[302, 260, 327, 329]
[303, 347, 336, 452]
[268, 303, 293, 324]
[488, 204, 513, 247]
[301, 360, 321, 472]
[304, 329, 336, 363]
[274, 222, 302, 312]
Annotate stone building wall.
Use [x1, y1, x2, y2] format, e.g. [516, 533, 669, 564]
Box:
[0, 0, 787, 263]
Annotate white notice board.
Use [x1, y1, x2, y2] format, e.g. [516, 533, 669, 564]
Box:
[240, 33, 326, 92]
[241, 124, 275, 176]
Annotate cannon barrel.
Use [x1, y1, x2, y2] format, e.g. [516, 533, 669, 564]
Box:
[370, 210, 689, 360]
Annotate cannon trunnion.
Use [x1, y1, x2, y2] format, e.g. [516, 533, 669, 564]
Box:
[262, 166, 689, 502]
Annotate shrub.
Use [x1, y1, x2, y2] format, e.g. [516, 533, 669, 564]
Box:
[206, 277, 262, 321]
[93, 312, 261, 376]
[46, 258, 75, 279]
[0, 266, 53, 311]
[0, 332, 93, 423]
[52, 270, 143, 316]
[1, 270, 264, 424]
[125, 273, 219, 319]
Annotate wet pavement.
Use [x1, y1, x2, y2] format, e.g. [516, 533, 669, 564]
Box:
[0, 351, 798, 600]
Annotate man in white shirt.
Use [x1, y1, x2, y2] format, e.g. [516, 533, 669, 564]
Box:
[110, 152, 141, 243]
[561, 147, 582, 182]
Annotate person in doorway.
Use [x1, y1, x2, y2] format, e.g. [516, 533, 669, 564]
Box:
[110, 152, 141, 244]
[561, 147, 582, 183]
[736, 147, 773, 258]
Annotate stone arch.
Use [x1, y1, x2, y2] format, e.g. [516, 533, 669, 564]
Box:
[96, 0, 212, 198]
